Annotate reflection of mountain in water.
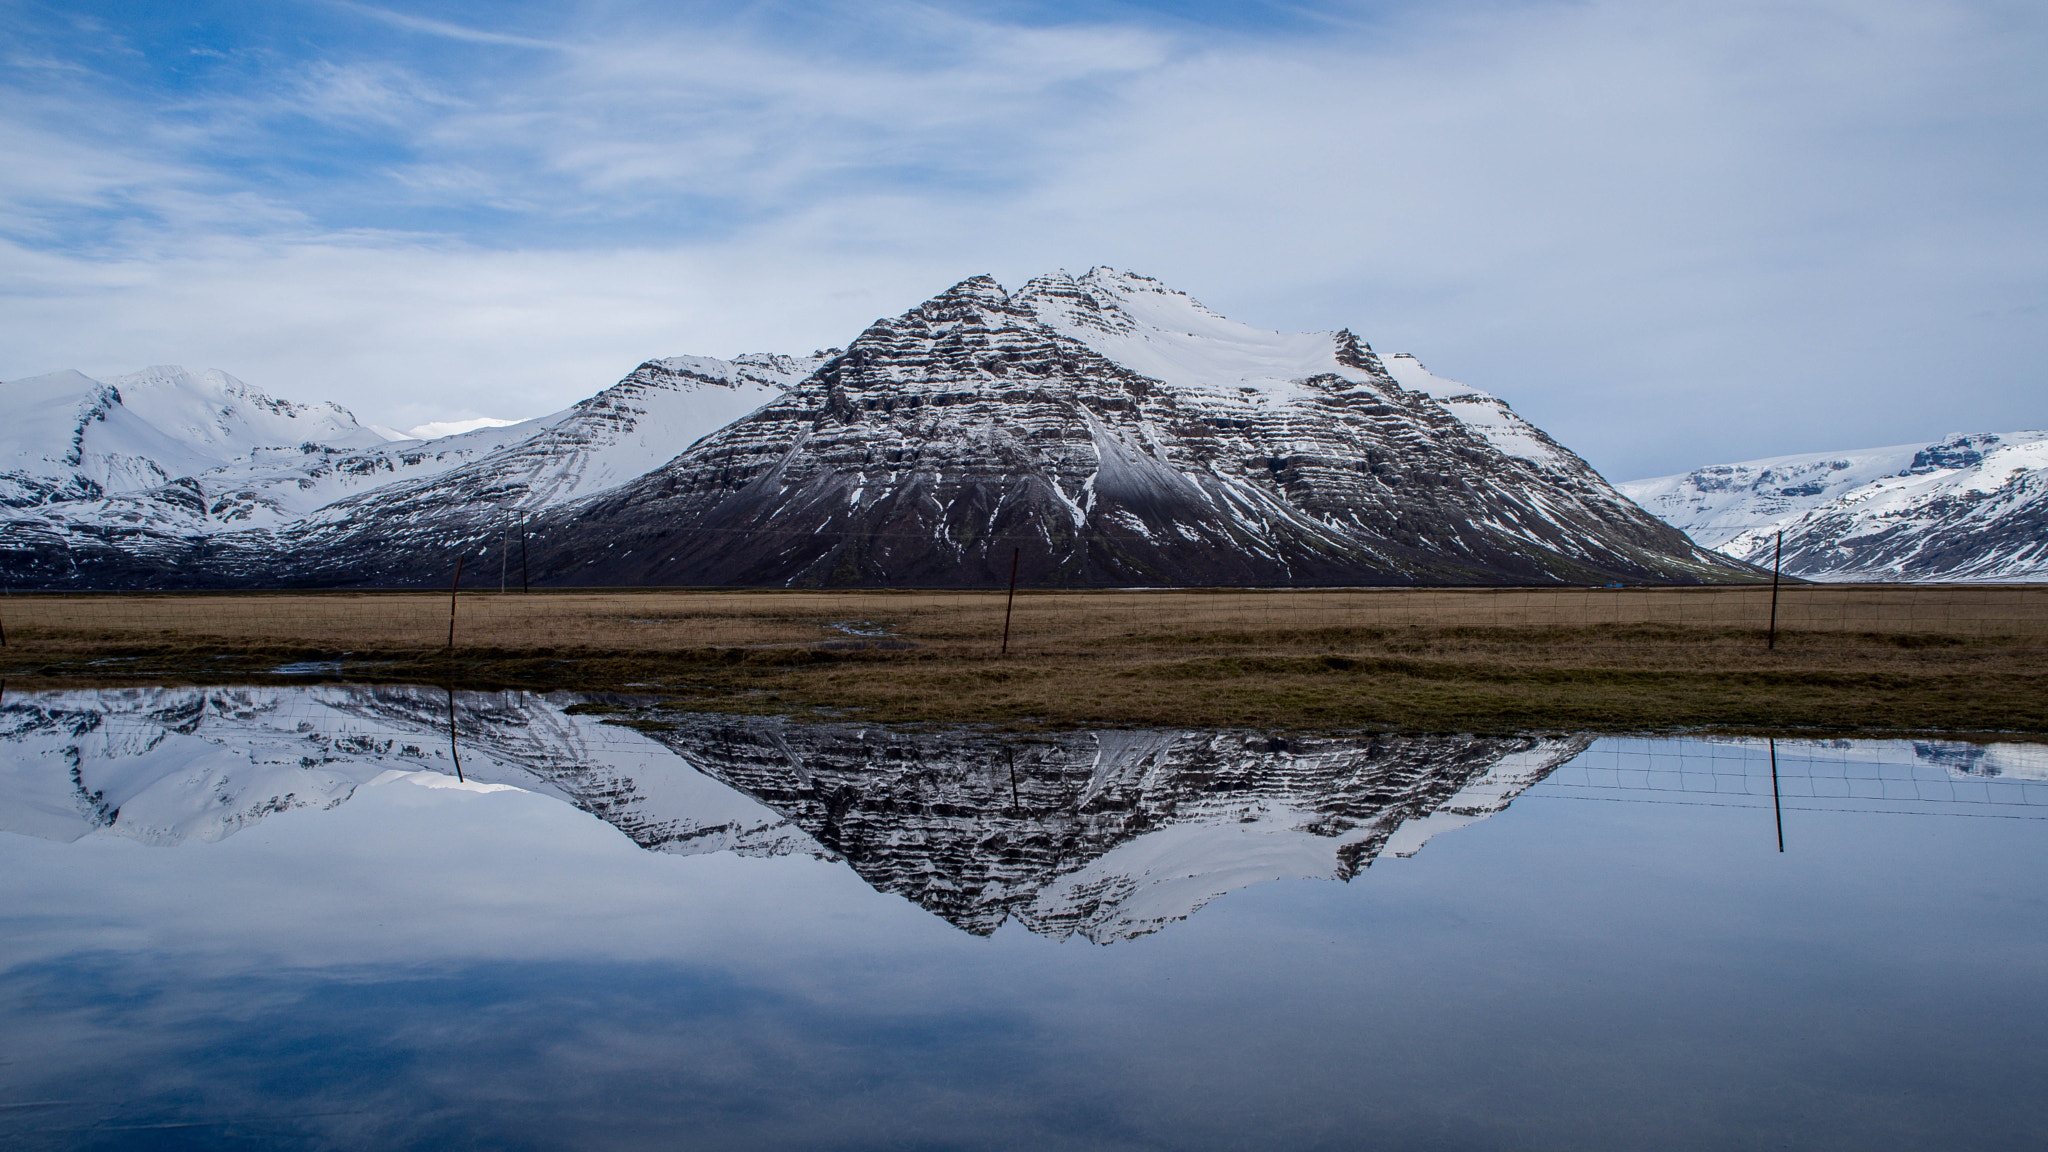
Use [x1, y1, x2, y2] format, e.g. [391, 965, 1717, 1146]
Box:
[638, 718, 1590, 941]
[3, 685, 1591, 941]
[0, 686, 811, 855]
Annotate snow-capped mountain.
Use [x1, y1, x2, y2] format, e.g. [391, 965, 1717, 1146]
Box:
[3, 268, 1743, 588]
[1622, 431, 2048, 581]
[485, 270, 1739, 589]
[1, 353, 817, 587]
[0, 365, 387, 509]
[281, 353, 821, 547]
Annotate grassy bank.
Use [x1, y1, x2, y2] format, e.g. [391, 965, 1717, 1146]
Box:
[3, 586, 2043, 736]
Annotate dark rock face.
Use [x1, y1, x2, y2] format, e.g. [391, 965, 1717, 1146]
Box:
[509, 272, 1734, 588]
[1906, 435, 1997, 475]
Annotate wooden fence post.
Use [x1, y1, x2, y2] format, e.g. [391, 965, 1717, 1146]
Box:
[1000, 547, 1020, 656]
[446, 554, 464, 650]
[1767, 530, 1782, 650]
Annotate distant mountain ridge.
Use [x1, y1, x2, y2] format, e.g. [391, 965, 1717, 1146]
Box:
[1, 353, 818, 586]
[3, 268, 1742, 588]
[1622, 430, 2048, 582]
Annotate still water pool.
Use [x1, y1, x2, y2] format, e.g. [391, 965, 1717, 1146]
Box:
[1, 686, 2044, 1150]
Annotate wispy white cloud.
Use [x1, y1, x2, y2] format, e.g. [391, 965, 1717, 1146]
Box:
[325, 1, 564, 52]
[290, 59, 463, 127]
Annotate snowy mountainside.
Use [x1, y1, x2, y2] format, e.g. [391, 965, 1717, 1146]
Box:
[289, 353, 820, 544]
[1377, 353, 1581, 475]
[0, 365, 386, 509]
[0, 353, 820, 587]
[1622, 431, 2048, 581]
[1024, 271, 1587, 482]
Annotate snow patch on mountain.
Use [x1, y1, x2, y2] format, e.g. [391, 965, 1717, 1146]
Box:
[1377, 354, 1577, 474]
[1021, 268, 1367, 403]
[289, 351, 824, 547]
[1620, 441, 1934, 549]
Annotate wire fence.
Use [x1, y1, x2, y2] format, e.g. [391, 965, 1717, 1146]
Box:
[1, 582, 2044, 657]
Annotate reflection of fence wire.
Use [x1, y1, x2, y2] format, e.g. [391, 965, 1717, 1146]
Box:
[1535, 737, 2048, 820]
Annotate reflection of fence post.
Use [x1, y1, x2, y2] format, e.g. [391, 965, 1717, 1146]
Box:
[1769, 736, 1783, 853]
[1767, 530, 1782, 650]
[1000, 547, 1020, 656]
[446, 554, 464, 650]
[447, 683, 464, 783]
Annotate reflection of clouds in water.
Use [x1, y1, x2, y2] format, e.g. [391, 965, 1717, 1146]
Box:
[0, 952, 1120, 1151]
[1912, 741, 2048, 781]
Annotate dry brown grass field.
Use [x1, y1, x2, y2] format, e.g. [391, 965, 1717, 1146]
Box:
[4, 584, 2045, 735]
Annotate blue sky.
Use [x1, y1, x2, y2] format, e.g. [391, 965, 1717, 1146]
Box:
[2, 0, 2043, 479]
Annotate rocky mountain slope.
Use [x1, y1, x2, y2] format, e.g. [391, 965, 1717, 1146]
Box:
[1622, 431, 2048, 581]
[3, 268, 1743, 588]
[485, 270, 1739, 588]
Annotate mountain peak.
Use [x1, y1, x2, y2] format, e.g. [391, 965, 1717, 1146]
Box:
[913, 275, 1013, 320]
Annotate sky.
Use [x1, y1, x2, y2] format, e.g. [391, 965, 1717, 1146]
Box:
[1, 0, 2042, 481]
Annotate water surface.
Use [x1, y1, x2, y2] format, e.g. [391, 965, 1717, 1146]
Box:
[2, 686, 2043, 1150]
